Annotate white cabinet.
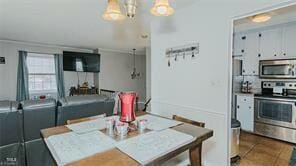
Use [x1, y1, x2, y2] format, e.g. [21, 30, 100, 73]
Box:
[234, 23, 296, 76]
[236, 94, 254, 132]
[242, 32, 260, 75]
[233, 33, 246, 56]
[282, 24, 296, 58]
[259, 28, 282, 60]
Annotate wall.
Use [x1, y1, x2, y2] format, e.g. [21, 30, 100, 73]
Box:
[150, 0, 295, 166]
[0, 41, 147, 101]
[0, 41, 93, 100]
[98, 49, 146, 101]
[146, 47, 151, 111]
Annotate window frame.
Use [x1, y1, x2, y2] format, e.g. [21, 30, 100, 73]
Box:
[27, 52, 57, 95]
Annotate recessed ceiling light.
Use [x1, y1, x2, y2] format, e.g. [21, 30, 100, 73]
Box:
[251, 14, 271, 23]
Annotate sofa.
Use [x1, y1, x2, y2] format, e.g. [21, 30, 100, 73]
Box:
[0, 101, 25, 166]
[22, 99, 56, 166]
[56, 95, 115, 125]
[0, 95, 115, 166]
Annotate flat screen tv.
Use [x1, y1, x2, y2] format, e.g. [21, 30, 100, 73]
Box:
[63, 51, 100, 72]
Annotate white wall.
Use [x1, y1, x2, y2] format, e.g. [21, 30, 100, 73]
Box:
[150, 0, 295, 166]
[98, 49, 146, 101]
[0, 41, 93, 100]
[0, 41, 147, 101]
[146, 47, 151, 100]
[146, 47, 151, 111]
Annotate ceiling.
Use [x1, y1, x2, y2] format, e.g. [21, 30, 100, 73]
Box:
[0, 0, 196, 54]
[234, 4, 296, 32]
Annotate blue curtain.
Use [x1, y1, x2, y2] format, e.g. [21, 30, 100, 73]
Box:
[16, 51, 29, 101]
[54, 54, 65, 98]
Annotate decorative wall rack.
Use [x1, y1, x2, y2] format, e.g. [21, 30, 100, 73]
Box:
[166, 43, 199, 67]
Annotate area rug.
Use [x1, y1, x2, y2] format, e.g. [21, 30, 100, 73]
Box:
[291, 148, 296, 166]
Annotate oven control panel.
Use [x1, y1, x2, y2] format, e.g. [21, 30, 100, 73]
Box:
[262, 81, 296, 89]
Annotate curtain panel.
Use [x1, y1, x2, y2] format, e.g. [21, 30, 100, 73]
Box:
[16, 51, 29, 101]
[54, 54, 65, 99]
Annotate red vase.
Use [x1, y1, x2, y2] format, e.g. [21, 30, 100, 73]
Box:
[119, 92, 137, 122]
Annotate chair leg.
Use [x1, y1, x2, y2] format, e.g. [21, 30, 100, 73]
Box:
[189, 144, 202, 166]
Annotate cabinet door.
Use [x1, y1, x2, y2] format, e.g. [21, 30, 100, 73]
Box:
[233, 33, 246, 56]
[259, 28, 281, 60]
[282, 25, 296, 58]
[236, 95, 254, 132]
[242, 32, 260, 75]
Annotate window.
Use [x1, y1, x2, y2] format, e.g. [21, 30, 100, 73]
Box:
[27, 53, 57, 96]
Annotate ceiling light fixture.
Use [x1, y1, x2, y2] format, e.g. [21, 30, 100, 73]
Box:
[102, 0, 126, 21]
[150, 0, 174, 16]
[251, 14, 271, 23]
[124, 0, 137, 18]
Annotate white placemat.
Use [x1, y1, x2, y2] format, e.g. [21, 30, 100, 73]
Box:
[66, 115, 119, 134]
[136, 114, 183, 131]
[45, 131, 116, 166]
[115, 129, 195, 165]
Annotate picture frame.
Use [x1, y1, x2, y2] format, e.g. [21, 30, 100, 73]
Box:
[0, 57, 5, 64]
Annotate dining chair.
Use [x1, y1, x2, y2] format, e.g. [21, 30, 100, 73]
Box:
[170, 115, 205, 166]
[66, 113, 106, 125]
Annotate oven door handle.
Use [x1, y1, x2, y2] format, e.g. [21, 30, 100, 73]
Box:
[255, 97, 296, 103]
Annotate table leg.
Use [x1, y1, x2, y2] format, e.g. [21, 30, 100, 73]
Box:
[189, 144, 202, 166]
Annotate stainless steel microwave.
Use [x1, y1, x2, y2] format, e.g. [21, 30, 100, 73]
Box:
[259, 59, 296, 79]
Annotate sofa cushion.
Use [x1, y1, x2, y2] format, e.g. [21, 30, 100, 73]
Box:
[56, 95, 114, 125]
[25, 139, 53, 166]
[0, 101, 22, 146]
[22, 99, 56, 141]
[59, 95, 108, 106]
[0, 143, 25, 166]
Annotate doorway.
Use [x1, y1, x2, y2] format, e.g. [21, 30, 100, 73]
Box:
[230, 3, 296, 165]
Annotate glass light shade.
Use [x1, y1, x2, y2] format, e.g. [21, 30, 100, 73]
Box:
[150, 0, 174, 16]
[125, 0, 137, 18]
[103, 0, 126, 21]
[251, 14, 271, 23]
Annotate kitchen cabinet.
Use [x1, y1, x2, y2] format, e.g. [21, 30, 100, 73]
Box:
[282, 24, 296, 58]
[259, 28, 282, 60]
[236, 94, 254, 132]
[242, 32, 260, 75]
[233, 33, 246, 57]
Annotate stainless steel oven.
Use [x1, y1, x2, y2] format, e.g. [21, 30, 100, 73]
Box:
[259, 59, 296, 79]
[255, 97, 296, 129]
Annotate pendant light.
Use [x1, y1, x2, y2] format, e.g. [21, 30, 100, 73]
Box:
[124, 0, 137, 18]
[251, 14, 271, 23]
[102, 0, 126, 21]
[151, 0, 174, 16]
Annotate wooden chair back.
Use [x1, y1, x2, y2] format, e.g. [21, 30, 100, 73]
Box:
[172, 115, 205, 166]
[172, 115, 205, 128]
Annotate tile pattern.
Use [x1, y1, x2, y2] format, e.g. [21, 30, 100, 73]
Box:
[232, 131, 295, 166]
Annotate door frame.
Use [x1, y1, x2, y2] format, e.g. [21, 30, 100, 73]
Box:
[227, 1, 296, 165]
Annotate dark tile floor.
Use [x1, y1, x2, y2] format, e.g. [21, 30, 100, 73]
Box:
[232, 131, 295, 166]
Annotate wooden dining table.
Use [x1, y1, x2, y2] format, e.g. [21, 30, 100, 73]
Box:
[41, 111, 213, 166]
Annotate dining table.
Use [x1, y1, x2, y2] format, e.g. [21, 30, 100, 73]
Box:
[41, 111, 213, 166]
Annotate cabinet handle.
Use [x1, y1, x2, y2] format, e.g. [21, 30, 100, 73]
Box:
[258, 54, 261, 57]
[249, 106, 251, 109]
[274, 54, 277, 56]
[237, 105, 240, 109]
[283, 53, 286, 56]
[242, 36, 246, 40]
[259, 33, 262, 37]
[241, 49, 245, 53]
[253, 71, 255, 74]
[243, 69, 245, 73]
